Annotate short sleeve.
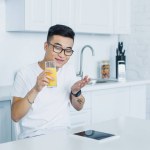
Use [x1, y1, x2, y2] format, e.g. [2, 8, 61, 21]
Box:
[11, 71, 28, 98]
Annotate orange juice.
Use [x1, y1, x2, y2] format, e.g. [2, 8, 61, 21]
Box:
[45, 67, 57, 87]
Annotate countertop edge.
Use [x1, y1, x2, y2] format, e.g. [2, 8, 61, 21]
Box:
[1, 80, 150, 101]
[0, 86, 12, 101]
[82, 80, 150, 92]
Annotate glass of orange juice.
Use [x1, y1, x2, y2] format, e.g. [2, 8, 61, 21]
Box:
[45, 61, 57, 87]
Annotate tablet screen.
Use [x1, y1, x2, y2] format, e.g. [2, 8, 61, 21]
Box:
[75, 130, 116, 140]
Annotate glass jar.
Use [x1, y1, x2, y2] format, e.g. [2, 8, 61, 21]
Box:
[101, 60, 110, 79]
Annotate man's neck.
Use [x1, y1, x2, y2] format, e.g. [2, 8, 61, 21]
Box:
[38, 61, 44, 70]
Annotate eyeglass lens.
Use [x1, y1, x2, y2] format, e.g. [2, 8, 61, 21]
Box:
[53, 45, 73, 56]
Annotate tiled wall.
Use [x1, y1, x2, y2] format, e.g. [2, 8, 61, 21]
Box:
[120, 0, 150, 119]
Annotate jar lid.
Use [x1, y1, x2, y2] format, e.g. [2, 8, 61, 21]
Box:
[101, 60, 109, 64]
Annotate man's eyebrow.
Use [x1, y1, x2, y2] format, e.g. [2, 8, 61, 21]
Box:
[54, 43, 72, 49]
[54, 42, 62, 46]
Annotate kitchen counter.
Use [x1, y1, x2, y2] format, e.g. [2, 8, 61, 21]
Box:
[83, 79, 150, 92]
[0, 85, 12, 101]
[1, 79, 150, 101]
[0, 117, 150, 150]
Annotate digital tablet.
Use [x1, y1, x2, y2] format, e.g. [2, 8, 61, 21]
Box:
[74, 130, 119, 142]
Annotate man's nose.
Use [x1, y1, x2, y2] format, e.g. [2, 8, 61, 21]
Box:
[58, 49, 66, 57]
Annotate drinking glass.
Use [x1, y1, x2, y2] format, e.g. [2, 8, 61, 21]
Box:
[45, 61, 57, 87]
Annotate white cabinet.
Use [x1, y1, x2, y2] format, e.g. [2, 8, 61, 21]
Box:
[74, 0, 131, 34]
[6, 0, 52, 31]
[70, 84, 147, 128]
[91, 85, 147, 124]
[6, 0, 130, 34]
[91, 87, 130, 124]
[114, 0, 131, 34]
[52, 0, 75, 29]
[74, 0, 114, 34]
[70, 91, 92, 128]
[130, 85, 146, 119]
[0, 100, 11, 143]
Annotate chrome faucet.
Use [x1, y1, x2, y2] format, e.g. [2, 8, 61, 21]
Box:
[77, 45, 95, 78]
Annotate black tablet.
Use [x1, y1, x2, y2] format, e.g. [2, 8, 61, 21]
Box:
[75, 130, 119, 141]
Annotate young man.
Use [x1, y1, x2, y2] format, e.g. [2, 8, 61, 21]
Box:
[11, 24, 90, 139]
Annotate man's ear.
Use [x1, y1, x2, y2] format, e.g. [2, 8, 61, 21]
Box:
[44, 42, 48, 51]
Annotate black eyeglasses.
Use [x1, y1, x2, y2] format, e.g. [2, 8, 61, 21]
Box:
[48, 42, 74, 56]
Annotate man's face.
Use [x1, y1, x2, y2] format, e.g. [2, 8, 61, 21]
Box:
[44, 35, 74, 68]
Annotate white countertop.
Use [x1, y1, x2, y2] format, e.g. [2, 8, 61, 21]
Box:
[0, 116, 150, 150]
[0, 79, 150, 101]
[0, 85, 12, 101]
[82, 79, 150, 92]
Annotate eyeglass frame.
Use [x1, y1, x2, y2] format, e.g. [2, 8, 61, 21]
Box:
[47, 42, 74, 56]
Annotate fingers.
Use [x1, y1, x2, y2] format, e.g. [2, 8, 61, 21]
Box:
[37, 72, 49, 86]
[82, 75, 91, 84]
[71, 75, 92, 94]
[78, 76, 90, 87]
[73, 76, 91, 90]
[35, 71, 54, 89]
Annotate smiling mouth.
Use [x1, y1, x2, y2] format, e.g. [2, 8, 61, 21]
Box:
[55, 58, 64, 63]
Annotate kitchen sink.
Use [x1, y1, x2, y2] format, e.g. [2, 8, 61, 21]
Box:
[88, 78, 118, 85]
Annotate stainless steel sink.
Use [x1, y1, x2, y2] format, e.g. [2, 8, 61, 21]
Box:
[89, 78, 118, 85]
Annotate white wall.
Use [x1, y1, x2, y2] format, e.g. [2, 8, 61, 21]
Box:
[0, 0, 118, 86]
[120, 0, 150, 119]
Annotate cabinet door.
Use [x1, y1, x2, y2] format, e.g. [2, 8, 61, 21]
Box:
[0, 101, 11, 143]
[130, 85, 146, 119]
[6, 0, 51, 31]
[91, 88, 130, 124]
[25, 0, 52, 31]
[74, 0, 113, 34]
[52, 0, 75, 29]
[114, 0, 131, 34]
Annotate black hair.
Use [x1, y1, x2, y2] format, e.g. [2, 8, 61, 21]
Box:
[47, 24, 75, 42]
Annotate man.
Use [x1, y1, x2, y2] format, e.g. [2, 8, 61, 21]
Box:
[11, 24, 90, 139]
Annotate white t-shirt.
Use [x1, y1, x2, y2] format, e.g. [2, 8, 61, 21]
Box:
[12, 62, 77, 139]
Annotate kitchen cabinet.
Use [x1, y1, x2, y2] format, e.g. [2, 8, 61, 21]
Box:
[70, 83, 147, 128]
[130, 85, 146, 119]
[6, 0, 131, 34]
[6, 0, 73, 32]
[6, 0, 52, 31]
[0, 100, 11, 143]
[74, 0, 114, 34]
[74, 0, 131, 34]
[52, 0, 75, 29]
[91, 85, 147, 124]
[91, 87, 130, 123]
